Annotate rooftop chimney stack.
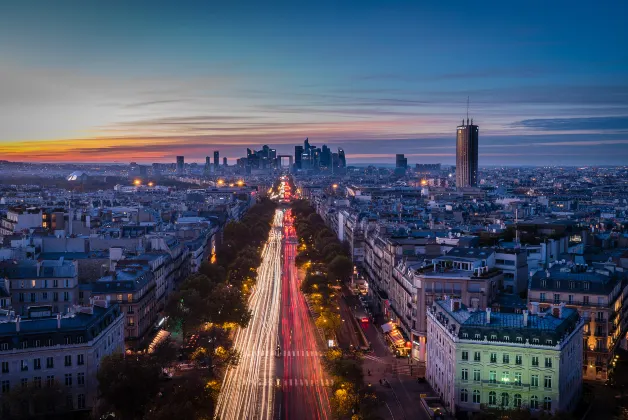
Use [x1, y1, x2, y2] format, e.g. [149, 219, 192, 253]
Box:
[486, 307, 491, 324]
[16, 315, 20, 332]
[57, 313, 61, 329]
[523, 310, 529, 326]
[530, 302, 539, 315]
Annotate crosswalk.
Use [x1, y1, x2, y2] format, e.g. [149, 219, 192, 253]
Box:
[244, 378, 335, 387]
[363, 354, 387, 364]
[248, 350, 324, 357]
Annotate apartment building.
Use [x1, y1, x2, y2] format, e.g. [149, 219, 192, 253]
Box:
[1, 259, 79, 316]
[426, 298, 583, 416]
[0, 303, 124, 415]
[528, 262, 628, 380]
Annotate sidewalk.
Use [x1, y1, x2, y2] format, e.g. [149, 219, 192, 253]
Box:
[340, 284, 435, 420]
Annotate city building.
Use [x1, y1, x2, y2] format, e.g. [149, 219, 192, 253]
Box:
[396, 154, 408, 169]
[294, 145, 303, 170]
[528, 262, 628, 380]
[176, 156, 185, 176]
[456, 118, 479, 188]
[426, 298, 583, 416]
[214, 151, 220, 168]
[0, 302, 124, 414]
[1, 259, 79, 316]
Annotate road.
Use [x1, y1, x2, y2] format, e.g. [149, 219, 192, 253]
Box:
[215, 210, 284, 420]
[278, 209, 331, 420]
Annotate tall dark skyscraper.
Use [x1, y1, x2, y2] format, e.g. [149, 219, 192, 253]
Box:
[294, 145, 303, 169]
[213, 150, 220, 167]
[395, 153, 408, 169]
[176, 156, 184, 175]
[338, 148, 346, 167]
[223, 157, 227, 166]
[456, 118, 479, 188]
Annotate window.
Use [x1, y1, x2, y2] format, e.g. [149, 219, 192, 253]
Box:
[21, 378, 27, 389]
[473, 369, 481, 382]
[64, 355, 72, 367]
[531, 375, 539, 388]
[77, 354, 84, 366]
[53, 280, 58, 288]
[46, 376, 55, 387]
[1, 362, 8, 373]
[475, 334, 481, 340]
[127, 293, 133, 302]
[502, 371, 510, 383]
[488, 391, 497, 406]
[128, 317, 135, 327]
[490, 334, 497, 340]
[46, 357, 54, 369]
[65, 279, 70, 288]
[117, 294, 123, 302]
[546, 339, 553, 345]
[553, 294, 560, 304]
[1, 381, 9, 393]
[543, 397, 552, 411]
[501, 392, 509, 407]
[540, 293, 546, 302]
[33, 377, 41, 389]
[461, 368, 468, 381]
[503, 335, 510, 341]
[64, 374, 72, 387]
[78, 394, 86, 410]
[0, 343, 7, 351]
[490, 353, 497, 363]
[460, 389, 468, 402]
[473, 390, 481, 403]
[18, 293, 24, 302]
[545, 357, 552, 368]
[514, 394, 522, 408]
[461, 351, 468, 361]
[544, 376, 552, 389]
[583, 296, 590, 305]
[530, 395, 539, 409]
[53, 292, 59, 302]
[63, 292, 70, 302]
[20, 360, 28, 372]
[30, 293, 36, 302]
[503, 354, 510, 364]
[532, 338, 540, 344]
[77, 373, 85, 387]
[515, 372, 522, 385]
[532, 356, 539, 367]
[489, 371, 496, 383]
[474, 352, 481, 362]
[584, 282, 590, 291]
[515, 355, 522, 365]
[568, 294, 574, 304]
[66, 394, 73, 410]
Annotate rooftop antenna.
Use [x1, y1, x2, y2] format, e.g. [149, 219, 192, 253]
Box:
[466, 96, 469, 125]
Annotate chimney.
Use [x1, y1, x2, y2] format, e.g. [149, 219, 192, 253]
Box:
[15, 315, 20, 332]
[559, 302, 565, 319]
[523, 310, 529, 327]
[57, 313, 61, 329]
[530, 302, 539, 315]
[486, 307, 491, 324]
[36, 260, 42, 277]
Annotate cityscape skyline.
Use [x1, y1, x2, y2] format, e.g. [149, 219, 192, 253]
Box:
[0, 1, 626, 165]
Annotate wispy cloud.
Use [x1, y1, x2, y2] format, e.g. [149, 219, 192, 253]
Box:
[512, 116, 628, 132]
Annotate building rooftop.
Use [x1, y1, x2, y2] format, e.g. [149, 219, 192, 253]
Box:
[0, 259, 77, 279]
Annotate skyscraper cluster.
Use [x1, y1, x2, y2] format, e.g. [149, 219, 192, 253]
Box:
[294, 138, 346, 172]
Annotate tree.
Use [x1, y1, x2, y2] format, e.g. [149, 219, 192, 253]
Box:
[328, 255, 353, 282]
[96, 354, 162, 420]
[147, 376, 215, 420]
[0, 382, 64, 420]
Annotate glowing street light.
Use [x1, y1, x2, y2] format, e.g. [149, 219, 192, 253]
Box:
[133, 179, 142, 186]
[148, 181, 154, 187]
[332, 184, 338, 189]
[237, 180, 244, 186]
[217, 179, 225, 186]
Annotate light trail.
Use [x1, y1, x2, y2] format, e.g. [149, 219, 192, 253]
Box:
[215, 209, 284, 420]
[280, 209, 332, 420]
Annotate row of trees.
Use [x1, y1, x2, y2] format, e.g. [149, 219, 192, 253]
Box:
[291, 200, 380, 420]
[94, 198, 278, 420]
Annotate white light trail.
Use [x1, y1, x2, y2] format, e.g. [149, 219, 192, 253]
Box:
[215, 209, 284, 420]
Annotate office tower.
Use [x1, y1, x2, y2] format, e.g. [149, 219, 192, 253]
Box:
[223, 157, 227, 166]
[295, 145, 303, 169]
[456, 118, 479, 188]
[269, 148, 277, 160]
[321, 145, 332, 167]
[176, 156, 184, 175]
[395, 154, 408, 169]
[213, 151, 219, 167]
[338, 148, 346, 167]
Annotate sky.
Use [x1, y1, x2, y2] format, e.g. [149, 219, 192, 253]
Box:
[0, 0, 627, 165]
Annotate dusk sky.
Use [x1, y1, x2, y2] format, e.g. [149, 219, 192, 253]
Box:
[0, 1, 626, 165]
